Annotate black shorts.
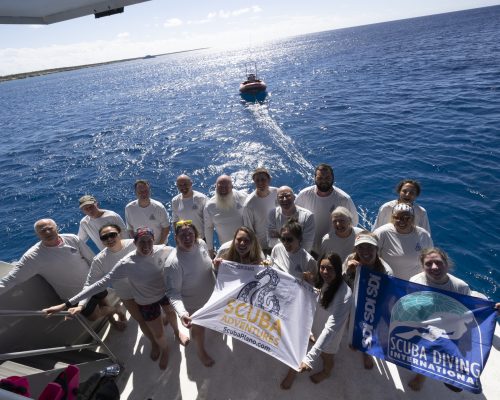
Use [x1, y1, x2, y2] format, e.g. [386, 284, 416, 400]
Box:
[80, 290, 108, 317]
[138, 295, 170, 322]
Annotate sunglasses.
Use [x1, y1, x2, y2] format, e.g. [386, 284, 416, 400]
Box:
[100, 231, 119, 241]
[280, 236, 295, 243]
[175, 219, 193, 228]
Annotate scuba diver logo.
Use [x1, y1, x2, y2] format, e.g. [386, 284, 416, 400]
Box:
[237, 266, 281, 315]
[388, 291, 484, 389]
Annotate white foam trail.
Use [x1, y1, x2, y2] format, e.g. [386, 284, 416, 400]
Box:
[247, 103, 313, 180]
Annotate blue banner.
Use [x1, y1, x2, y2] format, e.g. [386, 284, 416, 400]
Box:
[351, 266, 497, 393]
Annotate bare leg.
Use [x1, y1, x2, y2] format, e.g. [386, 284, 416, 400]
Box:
[192, 325, 214, 367]
[88, 301, 126, 331]
[122, 299, 160, 360]
[408, 373, 426, 391]
[145, 316, 169, 369]
[363, 353, 374, 369]
[280, 368, 297, 390]
[161, 304, 190, 346]
[310, 352, 334, 384]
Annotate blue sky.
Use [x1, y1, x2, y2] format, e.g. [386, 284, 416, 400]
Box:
[0, 0, 498, 75]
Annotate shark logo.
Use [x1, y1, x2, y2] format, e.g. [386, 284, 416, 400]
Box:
[237, 267, 281, 316]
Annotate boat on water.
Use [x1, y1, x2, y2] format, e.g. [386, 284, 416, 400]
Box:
[1, 3, 499, 400]
[239, 73, 268, 103]
[239, 73, 267, 94]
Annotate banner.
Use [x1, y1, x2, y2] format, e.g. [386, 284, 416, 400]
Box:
[350, 266, 497, 393]
[191, 261, 318, 370]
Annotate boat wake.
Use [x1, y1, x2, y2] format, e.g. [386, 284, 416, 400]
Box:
[246, 103, 313, 181]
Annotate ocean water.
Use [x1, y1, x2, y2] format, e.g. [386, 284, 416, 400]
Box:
[0, 6, 498, 298]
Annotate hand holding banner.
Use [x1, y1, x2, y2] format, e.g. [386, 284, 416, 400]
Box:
[191, 261, 319, 370]
[350, 266, 497, 393]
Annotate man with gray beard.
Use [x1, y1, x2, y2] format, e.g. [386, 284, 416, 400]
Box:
[203, 175, 247, 258]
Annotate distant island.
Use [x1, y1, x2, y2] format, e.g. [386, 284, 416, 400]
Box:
[0, 48, 208, 83]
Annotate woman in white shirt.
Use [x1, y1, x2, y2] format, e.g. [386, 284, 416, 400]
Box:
[373, 203, 433, 280]
[373, 179, 430, 233]
[165, 220, 216, 367]
[270, 219, 316, 282]
[44, 227, 189, 370]
[280, 252, 352, 389]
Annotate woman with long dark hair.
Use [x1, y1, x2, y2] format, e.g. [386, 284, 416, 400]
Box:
[280, 252, 352, 389]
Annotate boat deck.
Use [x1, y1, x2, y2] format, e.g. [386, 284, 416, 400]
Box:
[102, 316, 500, 400]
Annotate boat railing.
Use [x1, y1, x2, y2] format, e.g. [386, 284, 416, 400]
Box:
[0, 309, 118, 364]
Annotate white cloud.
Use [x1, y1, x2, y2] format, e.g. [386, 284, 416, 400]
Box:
[163, 18, 183, 28]
[117, 32, 130, 38]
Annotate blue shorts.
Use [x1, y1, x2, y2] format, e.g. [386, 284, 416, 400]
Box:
[138, 295, 170, 322]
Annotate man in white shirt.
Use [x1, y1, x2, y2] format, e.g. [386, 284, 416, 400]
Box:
[203, 175, 247, 258]
[296, 164, 358, 255]
[0, 219, 122, 322]
[125, 180, 170, 245]
[78, 195, 127, 251]
[242, 168, 277, 254]
[268, 186, 315, 253]
[171, 174, 207, 237]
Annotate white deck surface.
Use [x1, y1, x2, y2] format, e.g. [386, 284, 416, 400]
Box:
[101, 315, 500, 400]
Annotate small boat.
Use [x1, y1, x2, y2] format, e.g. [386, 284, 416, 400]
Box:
[239, 73, 267, 94]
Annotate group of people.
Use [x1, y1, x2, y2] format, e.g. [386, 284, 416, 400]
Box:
[1, 163, 497, 392]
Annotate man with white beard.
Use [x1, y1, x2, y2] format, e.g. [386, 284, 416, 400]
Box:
[203, 175, 247, 258]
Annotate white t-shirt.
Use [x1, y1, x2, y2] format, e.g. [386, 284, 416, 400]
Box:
[242, 187, 278, 249]
[374, 223, 433, 280]
[125, 199, 170, 244]
[410, 272, 471, 295]
[270, 243, 316, 280]
[78, 210, 127, 250]
[295, 185, 358, 253]
[304, 281, 352, 366]
[0, 234, 93, 300]
[320, 227, 363, 262]
[373, 200, 430, 233]
[69, 245, 174, 306]
[267, 206, 315, 253]
[164, 240, 215, 316]
[203, 190, 247, 250]
[171, 190, 208, 236]
[81, 239, 136, 303]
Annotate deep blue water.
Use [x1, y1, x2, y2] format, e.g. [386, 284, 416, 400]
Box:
[0, 6, 499, 298]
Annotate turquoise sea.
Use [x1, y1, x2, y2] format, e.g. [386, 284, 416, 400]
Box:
[0, 6, 498, 298]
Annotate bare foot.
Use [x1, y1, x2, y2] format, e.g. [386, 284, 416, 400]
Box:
[280, 371, 296, 390]
[175, 331, 190, 347]
[310, 371, 330, 384]
[408, 374, 426, 391]
[363, 353, 374, 370]
[159, 350, 169, 370]
[150, 345, 160, 361]
[109, 317, 127, 332]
